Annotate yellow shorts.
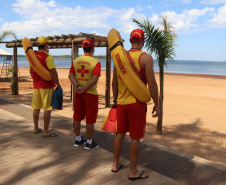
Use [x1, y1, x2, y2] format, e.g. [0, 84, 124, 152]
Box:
[31, 88, 54, 111]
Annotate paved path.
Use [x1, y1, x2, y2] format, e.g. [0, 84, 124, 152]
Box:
[0, 96, 225, 185]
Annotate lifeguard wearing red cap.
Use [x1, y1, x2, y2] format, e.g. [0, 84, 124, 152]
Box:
[82, 39, 95, 48]
[130, 29, 145, 42]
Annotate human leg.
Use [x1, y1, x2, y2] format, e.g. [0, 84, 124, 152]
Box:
[86, 124, 94, 140]
[84, 123, 99, 149]
[126, 102, 148, 179]
[129, 137, 140, 175]
[73, 120, 81, 136]
[112, 104, 128, 171]
[33, 109, 40, 132]
[128, 137, 149, 179]
[40, 89, 57, 136]
[31, 89, 42, 133]
[43, 110, 52, 135]
[73, 120, 87, 146]
[83, 93, 99, 149]
[112, 133, 126, 171]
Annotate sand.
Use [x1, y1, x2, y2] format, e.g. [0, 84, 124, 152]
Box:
[0, 67, 226, 165]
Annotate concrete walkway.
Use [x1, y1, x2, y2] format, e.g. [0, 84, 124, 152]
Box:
[0, 96, 225, 185]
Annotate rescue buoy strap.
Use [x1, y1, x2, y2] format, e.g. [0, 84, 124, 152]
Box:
[110, 41, 123, 51]
[25, 47, 33, 53]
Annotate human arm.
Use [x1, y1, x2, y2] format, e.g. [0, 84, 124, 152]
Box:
[68, 72, 82, 93]
[50, 68, 60, 88]
[77, 61, 101, 94]
[46, 55, 60, 88]
[29, 69, 33, 79]
[78, 75, 99, 94]
[112, 66, 118, 107]
[140, 53, 159, 117]
[29, 63, 33, 79]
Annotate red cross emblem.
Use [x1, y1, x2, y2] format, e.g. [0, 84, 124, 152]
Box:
[77, 65, 89, 77]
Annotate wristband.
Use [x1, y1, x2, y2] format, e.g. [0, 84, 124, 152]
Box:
[113, 100, 117, 103]
[76, 84, 81, 88]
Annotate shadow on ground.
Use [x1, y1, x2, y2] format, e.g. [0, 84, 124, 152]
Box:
[0, 92, 226, 184]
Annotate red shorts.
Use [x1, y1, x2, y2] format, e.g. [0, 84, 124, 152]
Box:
[117, 101, 147, 139]
[73, 92, 98, 124]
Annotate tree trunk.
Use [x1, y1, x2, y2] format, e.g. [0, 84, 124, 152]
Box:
[155, 66, 164, 135]
[12, 47, 18, 95]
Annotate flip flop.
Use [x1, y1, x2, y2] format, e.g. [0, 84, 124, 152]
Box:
[128, 171, 149, 181]
[42, 132, 58, 137]
[33, 128, 43, 134]
[111, 162, 124, 173]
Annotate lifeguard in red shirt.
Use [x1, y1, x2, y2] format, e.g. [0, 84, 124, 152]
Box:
[69, 38, 101, 150]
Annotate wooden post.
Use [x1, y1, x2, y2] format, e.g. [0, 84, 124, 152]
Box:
[13, 47, 18, 95]
[71, 43, 79, 109]
[105, 47, 111, 107]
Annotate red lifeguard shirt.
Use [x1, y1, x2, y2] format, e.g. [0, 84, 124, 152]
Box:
[30, 51, 55, 89]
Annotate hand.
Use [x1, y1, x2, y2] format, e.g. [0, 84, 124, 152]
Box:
[152, 105, 159, 118]
[112, 103, 117, 108]
[76, 86, 86, 94]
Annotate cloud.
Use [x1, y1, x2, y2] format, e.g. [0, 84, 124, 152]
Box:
[182, 0, 192, 4]
[1, 0, 117, 37]
[207, 5, 226, 28]
[12, 0, 57, 19]
[150, 7, 215, 33]
[117, 8, 146, 34]
[137, 5, 153, 11]
[1, 0, 146, 37]
[201, 0, 226, 4]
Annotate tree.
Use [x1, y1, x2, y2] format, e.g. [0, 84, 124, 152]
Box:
[0, 31, 17, 41]
[133, 16, 177, 135]
[0, 31, 17, 95]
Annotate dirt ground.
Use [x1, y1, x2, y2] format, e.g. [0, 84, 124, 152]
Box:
[0, 67, 226, 165]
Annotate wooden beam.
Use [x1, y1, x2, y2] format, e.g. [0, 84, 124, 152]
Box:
[71, 43, 79, 107]
[105, 47, 111, 107]
[68, 34, 79, 38]
[6, 41, 109, 48]
[13, 47, 18, 95]
[54, 35, 62, 39]
[79, 32, 108, 42]
[47, 36, 55, 39]
[61, 34, 70, 38]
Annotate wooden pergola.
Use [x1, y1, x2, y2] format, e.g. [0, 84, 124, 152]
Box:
[5, 32, 113, 107]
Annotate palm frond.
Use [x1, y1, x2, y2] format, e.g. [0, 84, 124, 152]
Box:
[133, 18, 165, 55]
[0, 31, 17, 41]
[133, 17, 177, 68]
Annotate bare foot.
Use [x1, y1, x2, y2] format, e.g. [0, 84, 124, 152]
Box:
[128, 170, 149, 180]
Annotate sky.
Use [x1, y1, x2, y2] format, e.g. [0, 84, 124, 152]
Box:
[0, 0, 226, 61]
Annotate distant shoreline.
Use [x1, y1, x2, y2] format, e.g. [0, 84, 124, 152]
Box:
[0, 66, 226, 79]
[17, 55, 106, 59]
[14, 67, 226, 79]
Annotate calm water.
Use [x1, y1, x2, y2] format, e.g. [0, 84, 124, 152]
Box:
[1, 57, 226, 76]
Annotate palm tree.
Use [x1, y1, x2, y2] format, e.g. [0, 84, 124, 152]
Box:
[133, 16, 177, 135]
[0, 31, 17, 41]
[0, 31, 17, 95]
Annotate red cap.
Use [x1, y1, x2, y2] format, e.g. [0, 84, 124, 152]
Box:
[82, 39, 95, 48]
[130, 29, 145, 42]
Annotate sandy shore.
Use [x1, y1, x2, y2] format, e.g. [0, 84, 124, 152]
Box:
[0, 67, 226, 165]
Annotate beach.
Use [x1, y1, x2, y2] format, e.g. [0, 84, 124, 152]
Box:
[0, 67, 226, 165]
